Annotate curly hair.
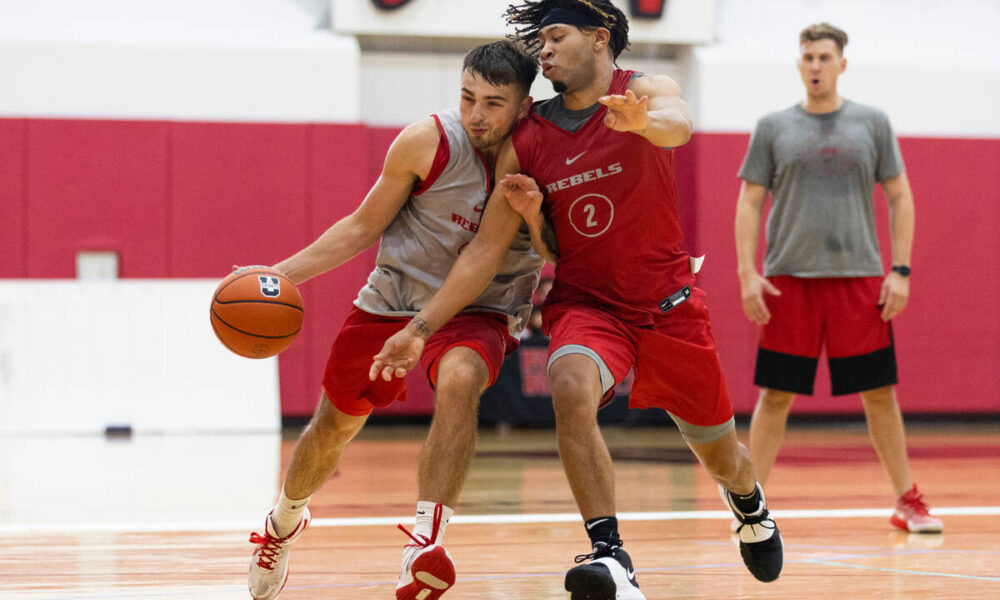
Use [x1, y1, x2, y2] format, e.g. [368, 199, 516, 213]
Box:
[505, 0, 630, 60]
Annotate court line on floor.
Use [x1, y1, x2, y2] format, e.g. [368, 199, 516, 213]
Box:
[2, 505, 998, 535]
[801, 559, 1000, 582]
[13, 541, 996, 599]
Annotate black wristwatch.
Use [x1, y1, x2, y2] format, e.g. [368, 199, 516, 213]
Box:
[891, 265, 911, 277]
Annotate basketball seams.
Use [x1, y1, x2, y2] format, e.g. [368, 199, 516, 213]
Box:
[210, 267, 304, 358]
[209, 313, 241, 355]
[212, 299, 304, 312]
[210, 307, 301, 339]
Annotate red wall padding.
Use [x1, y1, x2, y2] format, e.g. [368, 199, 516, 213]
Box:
[1, 118, 996, 416]
[0, 120, 28, 277]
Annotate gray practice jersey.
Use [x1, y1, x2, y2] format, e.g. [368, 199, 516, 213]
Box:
[739, 100, 905, 277]
[355, 108, 543, 334]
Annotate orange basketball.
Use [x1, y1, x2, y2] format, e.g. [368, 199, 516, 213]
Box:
[210, 266, 304, 359]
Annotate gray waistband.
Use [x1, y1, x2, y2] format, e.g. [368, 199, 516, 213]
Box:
[548, 344, 616, 394]
[667, 413, 735, 444]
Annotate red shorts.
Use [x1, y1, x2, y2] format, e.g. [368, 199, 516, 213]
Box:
[756, 276, 897, 395]
[542, 287, 733, 428]
[323, 306, 516, 416]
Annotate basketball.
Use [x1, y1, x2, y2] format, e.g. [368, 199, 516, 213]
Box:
[210, 266, 304, 359]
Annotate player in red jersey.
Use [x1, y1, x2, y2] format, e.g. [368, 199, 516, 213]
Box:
[372, 2, 782, 597]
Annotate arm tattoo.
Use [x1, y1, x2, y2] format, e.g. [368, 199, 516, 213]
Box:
[410, 317, 433, 339]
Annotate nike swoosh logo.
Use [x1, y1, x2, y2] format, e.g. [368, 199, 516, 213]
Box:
[473, 204, 484, 213]
[626, 568, 636, 580]
[585, 517, 609, 530]
[565, 151, 587, 165]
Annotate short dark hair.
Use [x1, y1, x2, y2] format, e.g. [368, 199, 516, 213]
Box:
[505, 0, 630, 61]
[800, 22, 848, 55]
[462, 40, 538, 96]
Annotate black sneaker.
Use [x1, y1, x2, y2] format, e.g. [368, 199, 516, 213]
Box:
[719, 483, 783, 582]
[564, 541, 646, 600]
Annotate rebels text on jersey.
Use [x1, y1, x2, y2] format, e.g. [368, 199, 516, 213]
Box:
[511, 70, 694, 326]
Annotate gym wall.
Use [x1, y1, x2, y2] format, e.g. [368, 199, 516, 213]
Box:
[1, 0, 997, 423]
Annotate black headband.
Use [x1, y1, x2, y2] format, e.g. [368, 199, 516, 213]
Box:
[539, 7, 603, 29]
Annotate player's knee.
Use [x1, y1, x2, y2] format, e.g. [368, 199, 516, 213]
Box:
[550, 382, 600, 427]
[435, 356, 489, 401]
[759, 388, 796, 411]
[859, 385, 895, 407]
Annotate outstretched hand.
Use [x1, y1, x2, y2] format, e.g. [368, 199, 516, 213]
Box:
[599, 89, 650, 133]
[369, 323, 428, 382]
[500, 173, 544, 220]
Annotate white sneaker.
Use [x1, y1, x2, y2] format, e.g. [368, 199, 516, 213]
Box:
[890, 484, 944, 533]
[396, 503, 456, 600]
[248, 508, 311, 600]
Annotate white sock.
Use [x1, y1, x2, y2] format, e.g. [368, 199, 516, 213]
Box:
[401, 502, 454, 572]
[412, 501, 453, 543]
[270, 487, 311, 538]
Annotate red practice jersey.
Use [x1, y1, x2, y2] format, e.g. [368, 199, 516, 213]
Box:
[512, 69, 693, 326]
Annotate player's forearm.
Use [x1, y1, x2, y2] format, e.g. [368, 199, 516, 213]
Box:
[734, 198, 763, 281]
[637, 107, 692, 148]
[887, 191, 915, 266]
[409, 243, 507, 338]
[525, 211, 559, 265]
[274, 216, 380, 285]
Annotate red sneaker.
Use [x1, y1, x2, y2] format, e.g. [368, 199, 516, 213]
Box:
[890, 485, 943, 533]
[396, 504, 456, 600]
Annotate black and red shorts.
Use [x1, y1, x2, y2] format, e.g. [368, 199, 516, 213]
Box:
[755, 276, 897, 396]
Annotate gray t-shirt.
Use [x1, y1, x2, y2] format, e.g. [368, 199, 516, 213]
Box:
[534, 72, 643, 132]
[535, 94, 600, 132]
[739, 99, 905, 277]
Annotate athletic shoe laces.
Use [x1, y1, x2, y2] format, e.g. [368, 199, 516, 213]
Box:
[397, 503, 444, 548]
[901, 488, 932, 516]
[248, 531, 286, 571]
[735, 516, 777, 536]
[573, 541, 620, 563]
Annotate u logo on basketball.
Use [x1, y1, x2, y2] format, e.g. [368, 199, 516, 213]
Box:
[258, 276, 281, 297]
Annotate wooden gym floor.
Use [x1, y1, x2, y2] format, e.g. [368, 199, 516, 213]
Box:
[1, 422, 998, 599]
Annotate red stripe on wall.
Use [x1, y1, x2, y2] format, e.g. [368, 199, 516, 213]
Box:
[1, 119, 996, 416]
[0, 119, 28, 277]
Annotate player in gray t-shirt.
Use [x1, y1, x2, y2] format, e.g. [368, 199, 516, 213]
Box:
[734, 23, 942, 534]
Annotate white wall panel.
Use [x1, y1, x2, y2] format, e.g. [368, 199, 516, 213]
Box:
[0, 281, 281, 435]
[360, 49, 687, 126]
[334, 0, 715, 44]
[0, 36, 359, 122]
[0, 0, 358, 122]
[693, 0, 1000, 135]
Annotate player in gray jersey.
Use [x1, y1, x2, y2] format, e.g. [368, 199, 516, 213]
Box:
[735, 23, 942, 534]
[246, 41, 540, 600]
